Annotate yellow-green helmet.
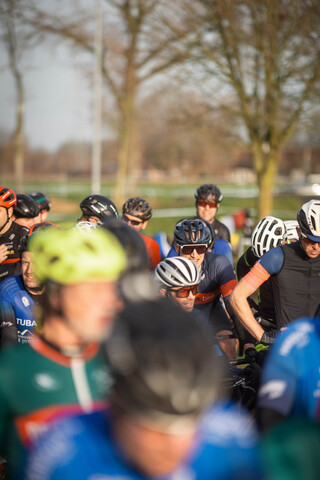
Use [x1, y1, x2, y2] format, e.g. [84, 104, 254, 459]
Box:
[29, 227, 126, 284]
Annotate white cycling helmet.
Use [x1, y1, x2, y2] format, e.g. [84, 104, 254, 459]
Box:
[251, 216, 286, 258]
[284, 220, 299, 242]
[155, 257, 200, 288]
[74, 221, 98, 232]
[297, 200, 320, 242]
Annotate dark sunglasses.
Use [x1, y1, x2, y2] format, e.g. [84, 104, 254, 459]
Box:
[197, 199, 217, 208]
[301, 232, 320, 246]
[122, 215, 143, 226]
[180, 244, 207, 255]
[169, 285, 198, 298]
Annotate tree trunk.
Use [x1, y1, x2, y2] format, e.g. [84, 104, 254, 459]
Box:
[14, 69, 24, 192]
[114, 92, 136, 205]
[256, 151, 279, 219]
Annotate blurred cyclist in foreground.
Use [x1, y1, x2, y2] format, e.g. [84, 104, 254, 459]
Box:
[0, 227, 126, 479]
[23, 298, 261, 480]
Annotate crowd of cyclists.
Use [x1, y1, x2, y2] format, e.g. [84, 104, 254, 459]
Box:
[0, 182, 320, 479]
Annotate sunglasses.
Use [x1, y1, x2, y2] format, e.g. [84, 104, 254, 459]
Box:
[122, 215, 143, 226]
[169, 285, 198, 298]
[180, 244, 207, 255]
[197, 200, 217, 208]
[301, 232, 320, 246]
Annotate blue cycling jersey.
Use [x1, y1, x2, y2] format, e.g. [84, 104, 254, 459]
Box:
[23, 403, 261, 480]
[0, 275, 37, 345]
[258, 318, 320, 420]
[167, 238, 234, 265]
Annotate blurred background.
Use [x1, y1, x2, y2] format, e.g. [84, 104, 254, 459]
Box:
[0, 0, 320, 238]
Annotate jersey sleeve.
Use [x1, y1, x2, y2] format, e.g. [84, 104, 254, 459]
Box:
[211, 254, 237, 300]
[257, 319, 315, 416]
[258, 246, 284, 275]
[0, 299, 18, 347]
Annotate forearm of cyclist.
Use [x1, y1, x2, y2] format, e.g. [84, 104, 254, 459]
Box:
[229, 278, 265, 341]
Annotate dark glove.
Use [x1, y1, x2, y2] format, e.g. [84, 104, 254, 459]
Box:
[242, 362, 261, 390]
[245, 347, 263, 367]
[260, 330, 278, 345]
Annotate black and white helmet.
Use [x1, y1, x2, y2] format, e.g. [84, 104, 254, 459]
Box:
[80, 195, 118, 220]
[155, 257, 200, 288]
[251, 216, 286, 258]
[297, 200, 320, 242]
[284, 220, 299, 242]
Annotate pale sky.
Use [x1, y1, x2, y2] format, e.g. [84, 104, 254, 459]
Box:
[0, 41, 93, 152]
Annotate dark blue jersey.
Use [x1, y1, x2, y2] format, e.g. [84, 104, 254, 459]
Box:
[0, 275, 37, 346]
[258, 318, 320, 420]
[23, 403, 261, 480]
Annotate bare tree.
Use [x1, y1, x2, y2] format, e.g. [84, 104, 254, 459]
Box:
[0, 0, 27, 191]
[22, 0, 192, 202]
[187, 0, 320, 217]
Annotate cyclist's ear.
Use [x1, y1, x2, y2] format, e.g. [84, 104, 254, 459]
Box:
[159, 287, 167, 298]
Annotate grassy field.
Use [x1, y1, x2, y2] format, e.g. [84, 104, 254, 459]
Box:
[17, 179, 306, 239]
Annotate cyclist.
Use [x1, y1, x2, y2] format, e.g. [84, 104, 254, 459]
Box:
[230, 199, 320, 344]
[12, 194, 40, 229]
[173, 218, 238, 359]
[122, 197, 161, 269]
[78, 194, 118, 224]
[0, 222, 57, 347]
[0, 227, 126, 480]
[237, 216, 287, 326]
[0, 186, 29, 283]
[257, 316, 320, 432]
[195, 183, 231, 243]
[29, 192, 51, 222]
[23, 299, 261, 480]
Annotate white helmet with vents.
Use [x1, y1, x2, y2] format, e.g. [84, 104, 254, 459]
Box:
[284, 220, 299, 242]
[155, 257, 200, 288]
[251, 216, 286, 258]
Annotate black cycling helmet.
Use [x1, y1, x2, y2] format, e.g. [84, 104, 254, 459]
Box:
[80, 194, 118, 220]
[105, 298, 218, 423]
[13, 194, 40, 218]
[29, 192, 51, 212]
[195, 184, 223, 203]
[174, 219, 212, 247]
[102, 217, 149, 273]
[122, 197, 152, 221]
[18, 221, 59, 254]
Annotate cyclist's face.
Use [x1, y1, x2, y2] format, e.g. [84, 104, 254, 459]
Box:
[14, 217, 37, 229]
[196, 200, 219, 224]
[298, 230, 320, 259]
[168, 287, 196, 312]
[0, 206, 11, 230]
[21, 251, 41, 290]
[114, 414, 196, 477]
[178, 244, 205, 269]
[61, 280, 121, 342]
[122, 213, 147, 232]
